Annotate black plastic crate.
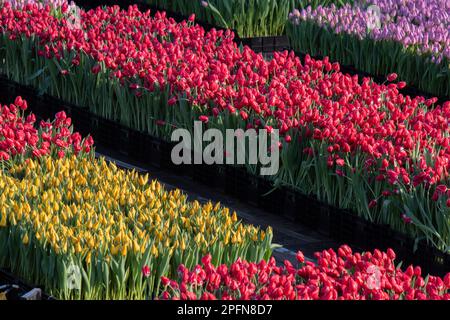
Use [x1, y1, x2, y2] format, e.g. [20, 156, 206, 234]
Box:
[363, 222, 388, 250]
[128, 129, 149, 162]
[257, 178, 286, 215]
[283, 188, 300, 221]
[296, 195, 321, 229]
[234, 168, 251, 202]
[414, 242, 449, 276]
[147, 136, 164, 168]
[68, 106, 95, 137]
[316, 204, 332, 236]
[328, 206, 343, 239]
[192, 163, 226, 189]
[224, 165, 238, 197]
[338, 211, 363, 244]
[159, 140, 185, 174]
[90, 117, 113, 148]
[224, 166, 254, 202]
[246, 173, 259, 206]
[238, 36, 290, 53]
[390, 230, 416, 264]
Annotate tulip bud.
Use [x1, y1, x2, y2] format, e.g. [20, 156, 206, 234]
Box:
[335, 158, 345, 166]
[387, 73, 398, 82]
[397, 81, 407, 89]
[386, 248, 396, 260]
[168, 97, 177, 106]
[239, 110, 248, 121]
[142, 265, 151, 278]
[199, 115, 209, 123]
[444, 273, 450, 289]
[414, 266, 422, 277]
[368, 199, 377, 209]
[161, 276, 171, 286]
[296, 251, 305, 263]
[22, 233, 29, 245]
[405, 265, 414, 277]
[201, 254, 212, 267]
[14, 96, 23, 107]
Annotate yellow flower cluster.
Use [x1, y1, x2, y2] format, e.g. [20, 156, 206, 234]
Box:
[0, 156, 270, 265]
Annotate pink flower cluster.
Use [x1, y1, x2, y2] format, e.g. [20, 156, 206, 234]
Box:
[0, 96, 93, 161]
[158, 246, 450, 300]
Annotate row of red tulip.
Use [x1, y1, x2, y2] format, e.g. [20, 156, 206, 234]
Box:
[155, 245, 450, 300]
[0, 96, 93, 162]
[0, 4, 449, 249]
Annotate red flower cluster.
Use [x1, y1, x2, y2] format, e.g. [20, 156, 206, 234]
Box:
[159, 246, 450, 300]
[0, 96, 93, 160]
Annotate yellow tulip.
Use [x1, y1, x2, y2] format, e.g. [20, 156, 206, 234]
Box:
[111, 245, 119, 256]
[133, 240, 140, 254]
[22, 233, 29, 245]
[86, 252, 92, 265]
[121, 244, 127, 257]
[75, 242, 82, 254]
[138, 174, 148, 186]
[151, 245, 158, 257]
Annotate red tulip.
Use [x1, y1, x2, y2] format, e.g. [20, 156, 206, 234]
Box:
[387, 73, 398, 82]
[161, 276, 170, 286]
[142, 265, 151, 278]
[199, 115, 209, 123]
[335, 158, 345, 166]
[397, 81, 407, 89]
[239, 110, 248, 121]
[91, 64, 101, 74]
[444, 273, 450, 289]
[284, 135, 292, 143]
[368, 199, 377, 208]
[14, 96, 24, 108]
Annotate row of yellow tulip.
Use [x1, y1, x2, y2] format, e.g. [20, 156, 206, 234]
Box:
[0, 155, 273, 299]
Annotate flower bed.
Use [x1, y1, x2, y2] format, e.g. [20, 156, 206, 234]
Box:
[287, 0, 450, 98]
[0, 4, 449, 255]
[0, 155, 273, 299]
[0, 98, 273, 300]
[160, 246, 450, 300]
